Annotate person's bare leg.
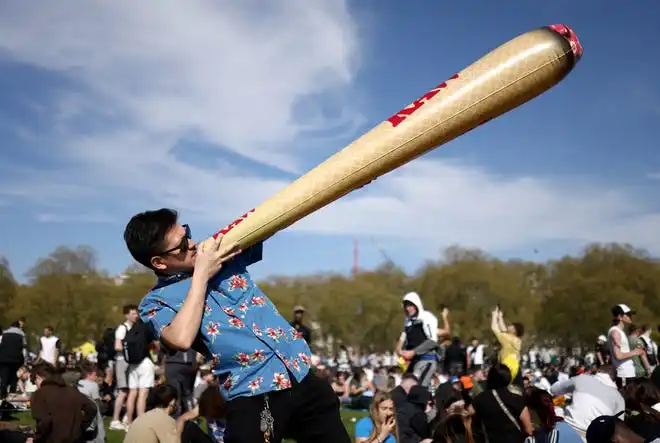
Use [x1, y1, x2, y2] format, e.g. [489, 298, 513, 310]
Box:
[126, 389, 138, 424]
[137, 387, 149, 416]
[112, 389, 127, 422]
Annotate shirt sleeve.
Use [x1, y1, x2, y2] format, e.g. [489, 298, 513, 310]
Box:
[354, 417, 374, 438]
[139, 298, 177, 340]
[424, 313, 438, 342]
[550, 377, 576, 396]
[242, 241, 263, 267]
[115, 325, 127, 341]
[31, 391, 53, 441]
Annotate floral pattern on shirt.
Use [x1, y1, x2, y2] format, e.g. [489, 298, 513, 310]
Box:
[139, 242, 311, 400]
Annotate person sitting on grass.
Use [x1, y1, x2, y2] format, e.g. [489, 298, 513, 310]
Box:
[177, 384, 227, 443]
[355, 391, 399, 443]
[123, 384, 179, 443]
[77, 362, 105, 443]
[30, 362, 98, 443]
[349, 368, 375, 410]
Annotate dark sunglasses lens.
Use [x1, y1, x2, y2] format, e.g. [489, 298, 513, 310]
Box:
[184, 225, 191, 239]
[180, 237, 190, 253]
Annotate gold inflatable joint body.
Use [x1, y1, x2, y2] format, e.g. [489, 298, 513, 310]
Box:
[200, 24, 582, 251]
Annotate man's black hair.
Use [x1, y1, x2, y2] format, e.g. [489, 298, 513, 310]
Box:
[123, 304, 138, 315]
[512, 322, 525, 338]
[401, 373, 419, 383]
[124, 208, 179, 269]
[486, 363, 512, 390]
[146, 384, 179, 411]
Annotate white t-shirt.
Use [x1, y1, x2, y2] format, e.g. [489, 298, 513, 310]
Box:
[39, 335, 60, 365]
[607, 325, 635, 378]
[528, 349, 537, 364]
[114, 322, 132, 361]
[467, 344, 485, 366]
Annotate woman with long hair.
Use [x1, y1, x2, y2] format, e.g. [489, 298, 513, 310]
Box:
[177, 384, 228, 442]
[470, 364, 534, 443]
[349, 368, 376, 410]
[433, 405, 476, 443]
[355, 391, 399, 443]
[524, 387, 581, 442]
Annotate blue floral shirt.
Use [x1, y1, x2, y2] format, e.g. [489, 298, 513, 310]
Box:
[138, 242, 312, 400]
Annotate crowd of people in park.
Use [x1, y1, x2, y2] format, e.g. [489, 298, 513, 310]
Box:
[0, 298, 659, 443]
[0, 207, 659, 443]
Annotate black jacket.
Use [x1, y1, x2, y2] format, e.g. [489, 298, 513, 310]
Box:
[398, 385, 432, 443]
[0, 326, 26, 365]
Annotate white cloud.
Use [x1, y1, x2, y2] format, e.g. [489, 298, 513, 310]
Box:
[294, 159, 660, 253]
[0, 0, 361, 173]
[37, 213, 114, 224]
[1, 1, 659, 258]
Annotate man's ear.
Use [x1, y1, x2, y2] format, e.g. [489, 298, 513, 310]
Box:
[151, 256, 167, 272]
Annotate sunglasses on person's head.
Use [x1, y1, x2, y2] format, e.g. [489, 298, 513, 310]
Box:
[157, 224, 192, 256]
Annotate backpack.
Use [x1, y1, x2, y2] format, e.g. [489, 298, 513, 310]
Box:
[122, 320, 151, 364]
[96, 327, 116, 363]
[640, 336, 658, 366]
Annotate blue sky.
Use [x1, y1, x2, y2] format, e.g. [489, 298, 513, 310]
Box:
[1, 0, 659, 282]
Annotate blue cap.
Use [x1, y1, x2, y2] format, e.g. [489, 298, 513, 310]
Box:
[449, 376, 460, 385]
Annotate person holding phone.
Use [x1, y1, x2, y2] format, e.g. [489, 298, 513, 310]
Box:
[491, 305, 524, 388]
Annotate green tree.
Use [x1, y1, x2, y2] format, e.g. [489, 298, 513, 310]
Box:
[0, 257, 17, 328]
[537, 243, 660, 347]
[7, 241, 660, 353]
[411, 246, 541, 341]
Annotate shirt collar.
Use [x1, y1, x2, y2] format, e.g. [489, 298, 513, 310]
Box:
[154, 271, 192, 290]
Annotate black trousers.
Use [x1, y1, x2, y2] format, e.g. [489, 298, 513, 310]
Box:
[0, 363, 20, 399]
[224, 372, 351, 443]
[615, 376, 637, 389]
[165, 363, 196, 415]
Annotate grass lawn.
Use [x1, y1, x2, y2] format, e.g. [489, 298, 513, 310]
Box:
[11, 409, 367, 443]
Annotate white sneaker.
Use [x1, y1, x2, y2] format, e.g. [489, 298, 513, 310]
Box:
[109, 421, 127, 431]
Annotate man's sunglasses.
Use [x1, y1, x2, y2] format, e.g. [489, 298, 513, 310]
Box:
[157, 224, 192, 256]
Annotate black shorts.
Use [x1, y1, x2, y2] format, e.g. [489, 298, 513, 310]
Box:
[615, 376, 636, 389]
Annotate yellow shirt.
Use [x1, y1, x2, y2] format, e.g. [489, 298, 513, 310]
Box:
[495, 331, 521, 378]
[79, 342, 96, 359]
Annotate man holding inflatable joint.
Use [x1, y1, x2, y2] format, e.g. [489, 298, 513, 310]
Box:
[123, 208, 351, 443]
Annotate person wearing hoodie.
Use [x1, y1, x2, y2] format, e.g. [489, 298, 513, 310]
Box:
[396, 292, 439, 389]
